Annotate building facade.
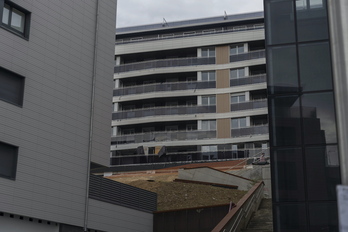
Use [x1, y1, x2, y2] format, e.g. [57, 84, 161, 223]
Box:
[264, 0, 345, 231]
[0, 1, 155, 232]
[113, 12, 269, 166]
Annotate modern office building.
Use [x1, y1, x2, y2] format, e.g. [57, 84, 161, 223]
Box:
[264, 0, 348, 231]
[112, 12, 269, 166]
[0, 1, 155, 232]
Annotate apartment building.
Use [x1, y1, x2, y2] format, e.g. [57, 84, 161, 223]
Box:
[0, 1, 155, 231]
[113, 12, 269, 166]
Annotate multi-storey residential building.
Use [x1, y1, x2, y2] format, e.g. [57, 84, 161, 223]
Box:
[112, 12, 269, 166]
[0, 1, 155, 232]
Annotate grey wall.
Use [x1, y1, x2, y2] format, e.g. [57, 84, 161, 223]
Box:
[0, 0, 115, 228]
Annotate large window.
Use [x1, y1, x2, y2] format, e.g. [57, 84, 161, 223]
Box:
[230, 68, 245, 79]
[201, 47, 215, 57]
[1, 1, 30, 38]
[202, 95, 216, 106]
[201, 120, 216, 131]
[231, 117, 247, 129]
[201, 71, 215, 81]
[230, 44, 245, 55]
[0, 141, 18, 180]
[231, 94, 246, 103]
[0, 67, 25, 106]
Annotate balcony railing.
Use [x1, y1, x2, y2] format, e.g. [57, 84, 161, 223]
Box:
[230, 99, 267, 112]
[112, 105, 216, 120]
[111, 130, 217, 145]
[229, 49, 265, 62]
[114, 57, 215, 73]
[231, 125, 269, 138]
[114, 80, 216, 96]
[116, 24, 264, 45]
[230, 74, 266, 87]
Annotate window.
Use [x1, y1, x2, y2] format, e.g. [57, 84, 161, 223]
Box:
[202, 95, 216, 106]
[201, 71, 216, 81]
[231, 117, 247, 129]
[165, 125, 178, 131]
[186, 124, 197, 131]
[1, 1, 30, 38]
[231, 94, 246, 103]
[230, 68, 245, 79]
[0, 67, 25, 106]
[230, 44, 245, 55]
[0, 141, 18, 180]
[202, 120, 216, 131]
[202, 47, 215, 57]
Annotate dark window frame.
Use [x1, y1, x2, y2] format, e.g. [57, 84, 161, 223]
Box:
[0, 66, 25, 107]
[0, 141, 18, 180]
[0, 0, 31, 39]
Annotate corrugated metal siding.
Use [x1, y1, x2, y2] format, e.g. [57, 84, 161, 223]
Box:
[89, 175, 157, 212]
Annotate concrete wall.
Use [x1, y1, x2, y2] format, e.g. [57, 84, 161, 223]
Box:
[0, 0, 116, 229]
[0, 215, 59, 232]
[178, 167, 253, 191]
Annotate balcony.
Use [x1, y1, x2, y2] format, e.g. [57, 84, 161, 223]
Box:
[114, 80, 216, 96]
[230, 99, 267, 112]
[229, 50, 265, 63]
[231, 125, 269, 138]
[111, 130, 217, 145]
[115, 57, 215, 73]
[230, 74, 266, 87]
[112, 105, 216, 120]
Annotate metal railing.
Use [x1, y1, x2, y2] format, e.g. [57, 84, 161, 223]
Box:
[231, 125, 269, 138]
[212, 182, 265, 232]
[116, 24, 264, 45]
[114, 80, 216, 96]
[111, 130, 217, 145]
[230, 99, 267, 112]
[114, 56, 215, 73]
[112, 105, 216, 120]
[230, 49, 265, 62]
[230, 74, 266, 87]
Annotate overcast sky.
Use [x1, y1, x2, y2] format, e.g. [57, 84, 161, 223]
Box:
[116, 0, 264, 28]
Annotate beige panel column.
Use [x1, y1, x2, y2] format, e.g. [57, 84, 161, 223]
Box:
[216, 45, 229, 64]
[217, 118, 231, 138]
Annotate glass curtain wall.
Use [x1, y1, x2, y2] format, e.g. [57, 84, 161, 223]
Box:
[264, 0, 340, 231]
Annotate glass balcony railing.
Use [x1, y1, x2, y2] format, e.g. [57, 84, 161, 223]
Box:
[114, 57, 215, 73]
[111, 130, 217, 145]
[231, 125, 269, 138]
[229, 49, 265, 63]
[230, 74, 266, 87]
[230, 99, 267, 112]
[112, 105, 216, 120]
[114, 81, 216, 96]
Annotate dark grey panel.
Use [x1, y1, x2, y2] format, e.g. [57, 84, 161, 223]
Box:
[89, 175, 157, 212]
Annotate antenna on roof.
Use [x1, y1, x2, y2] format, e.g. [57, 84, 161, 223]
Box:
[162, 18, 168, 27]
[224, 11, 228, 20]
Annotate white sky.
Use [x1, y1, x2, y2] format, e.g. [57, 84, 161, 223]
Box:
[116, 0, 264, 28]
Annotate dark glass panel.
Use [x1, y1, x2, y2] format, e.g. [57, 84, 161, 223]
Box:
[301, 92, 337, 144]
[308, 202, 338, 232]
[270, 96, 302, 146]
[265, 0, 296, 45]
[299, 42, 332, 91]
[296, 0, 329, 42]
[0, 142, 18, 179]
[305, 146, 340, 201]
[272, 148, 305, 202]
[274, 204, 307, 232]
[267, 45, 299, 94]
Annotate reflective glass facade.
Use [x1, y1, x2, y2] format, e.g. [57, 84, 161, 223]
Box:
[264, 0, 340, 231]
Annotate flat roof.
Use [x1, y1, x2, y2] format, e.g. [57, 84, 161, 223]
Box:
[116, 11, 263, 35]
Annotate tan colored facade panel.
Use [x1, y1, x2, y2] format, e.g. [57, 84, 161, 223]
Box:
[216, 69, 230, 88]
[216, 93, 230, 113]
[217, 118, 231, 138]
[216, 45, 229, 64]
